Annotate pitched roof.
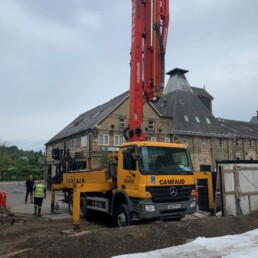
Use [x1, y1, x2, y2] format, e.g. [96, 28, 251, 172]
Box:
[153, 68, 229, 137]
[46, 92, 128, 145]
[250, 116, 258, 124]
[153, 89, 230, 137]
[217, 119, 258, 139]
[191, 86, 214, 100]
[46, 67, 257, 145]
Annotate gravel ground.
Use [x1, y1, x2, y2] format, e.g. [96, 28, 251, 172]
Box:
[0, 208, 258, 258]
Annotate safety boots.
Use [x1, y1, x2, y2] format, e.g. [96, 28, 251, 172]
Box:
[33, 206, 37, 215]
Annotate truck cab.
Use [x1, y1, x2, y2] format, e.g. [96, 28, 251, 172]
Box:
[111, 141, 197, 226]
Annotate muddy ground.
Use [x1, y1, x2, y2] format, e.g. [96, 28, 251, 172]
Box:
[0, 208, 258, 258]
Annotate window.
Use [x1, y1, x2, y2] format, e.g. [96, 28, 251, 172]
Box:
[123, 147, 136, 171]
[83, 116, 91, 123]
[206, 117, 211, 124]
[114, 135, 124, 146]
[219, 139, 224, 148]
[200, 165, 211, 172]
[165, 137, 170, 143]
[48, 147, 52, 155]
[151, 137, 156, 142]
[249, 139, 254, 148]
[70, 139, 76, 149]
[236, 153, 241, 160]
[139, 146, 193, 175]
[234, 138, 239, 146]
[98, 134, 109, 146]
[195, 117, 200, 123]
[119, 117, 126, 128]
[81, 135, 87, 147]
[184, 115, 189, 122]
[92, 111, 101, 118]
[148, 121, 155, 130]
[74, 152, 84, 159]
[202, 138, 207, 147]
[182, 137, 188, 146]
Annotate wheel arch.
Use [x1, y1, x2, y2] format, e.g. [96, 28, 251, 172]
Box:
[111, 190, 134, 216]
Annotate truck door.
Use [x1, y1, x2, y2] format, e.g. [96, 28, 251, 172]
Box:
[118, 146, 140, 197]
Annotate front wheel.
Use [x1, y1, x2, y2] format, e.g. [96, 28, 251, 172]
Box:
[116, 204, 132, 227]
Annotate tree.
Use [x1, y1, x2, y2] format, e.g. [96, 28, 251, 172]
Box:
[0, 141, 45, 181]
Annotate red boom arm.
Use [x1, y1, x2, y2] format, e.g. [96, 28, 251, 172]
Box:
[127, 0, 169, 141]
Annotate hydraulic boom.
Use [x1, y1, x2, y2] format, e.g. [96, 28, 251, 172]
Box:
[128, 0, 169, 141]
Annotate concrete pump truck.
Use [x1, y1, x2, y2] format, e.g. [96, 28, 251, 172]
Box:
[50, 0, 197, 229]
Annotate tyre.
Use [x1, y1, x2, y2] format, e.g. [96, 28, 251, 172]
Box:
[116, 204, 132, 227]
[68, 194, 87, 218]
[80, 196, 87, 218]
[68, 194, 73, 215]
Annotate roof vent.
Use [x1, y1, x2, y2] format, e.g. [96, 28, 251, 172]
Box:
[164, 68, 193, 94]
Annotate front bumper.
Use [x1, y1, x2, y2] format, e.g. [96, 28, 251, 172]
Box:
[134, 197, 197, 220]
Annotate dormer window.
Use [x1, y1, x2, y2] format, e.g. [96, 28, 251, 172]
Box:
[195, 117, 200, 123]
[184, 115, 189, 122]
[206, 117, 211, 124]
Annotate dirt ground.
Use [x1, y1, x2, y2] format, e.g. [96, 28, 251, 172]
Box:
[0, 208, 258, 258]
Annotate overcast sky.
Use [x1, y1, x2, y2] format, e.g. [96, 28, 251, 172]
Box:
[0, 0, 257, 151]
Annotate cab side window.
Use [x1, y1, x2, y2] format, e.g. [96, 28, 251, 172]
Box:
[123, 147, 136, 170]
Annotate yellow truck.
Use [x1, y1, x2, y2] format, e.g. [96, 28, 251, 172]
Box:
[51, 141, 197, 228]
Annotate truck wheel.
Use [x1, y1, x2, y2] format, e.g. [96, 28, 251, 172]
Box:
[68, 194, 87, 218]
[116, 204, 132, 227]
[80, 196, 87, 218]
[68, 194, 73, 215]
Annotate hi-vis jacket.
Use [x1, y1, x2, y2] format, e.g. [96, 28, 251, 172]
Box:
[34, 184, 46, 198]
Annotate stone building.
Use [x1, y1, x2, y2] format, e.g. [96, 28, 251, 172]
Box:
[45, 68, 258, 178]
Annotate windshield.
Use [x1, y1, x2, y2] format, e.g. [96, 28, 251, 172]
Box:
[139, 146, 193, 175]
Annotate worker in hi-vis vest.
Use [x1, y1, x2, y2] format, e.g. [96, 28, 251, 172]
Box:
[33, 181, 46, 216]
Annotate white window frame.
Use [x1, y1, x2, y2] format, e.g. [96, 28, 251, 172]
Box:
[234, 138, 239, 146]
[114, 135, 124, 146]
[151, 137, 156, 142]
[165, 137, 170, 143]
[249, 139, 254, 148]
[219, 139, 224, 148]
[70, 139, 76, 149]
[48, 146, 52, 155]
[148, 121, 155, 131]
[202, 138, 207, 147]
[81, 135, 87, 147]
[119, 118, 126, 128]
[98, 134, 109, 146]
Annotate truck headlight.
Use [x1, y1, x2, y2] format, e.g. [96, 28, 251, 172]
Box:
[145, 204, 156, 212]
[190, 201, 197, 208]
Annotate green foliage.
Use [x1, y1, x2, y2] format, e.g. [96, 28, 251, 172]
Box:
[0, 142, 44, 181]
[98, 150, 117, 168]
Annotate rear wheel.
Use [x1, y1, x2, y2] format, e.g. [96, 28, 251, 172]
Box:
[68, 194, 88, 218]
[116, 204, 132, 227]
[68, 194, 73, 215]
[80, 196, 87, 218]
